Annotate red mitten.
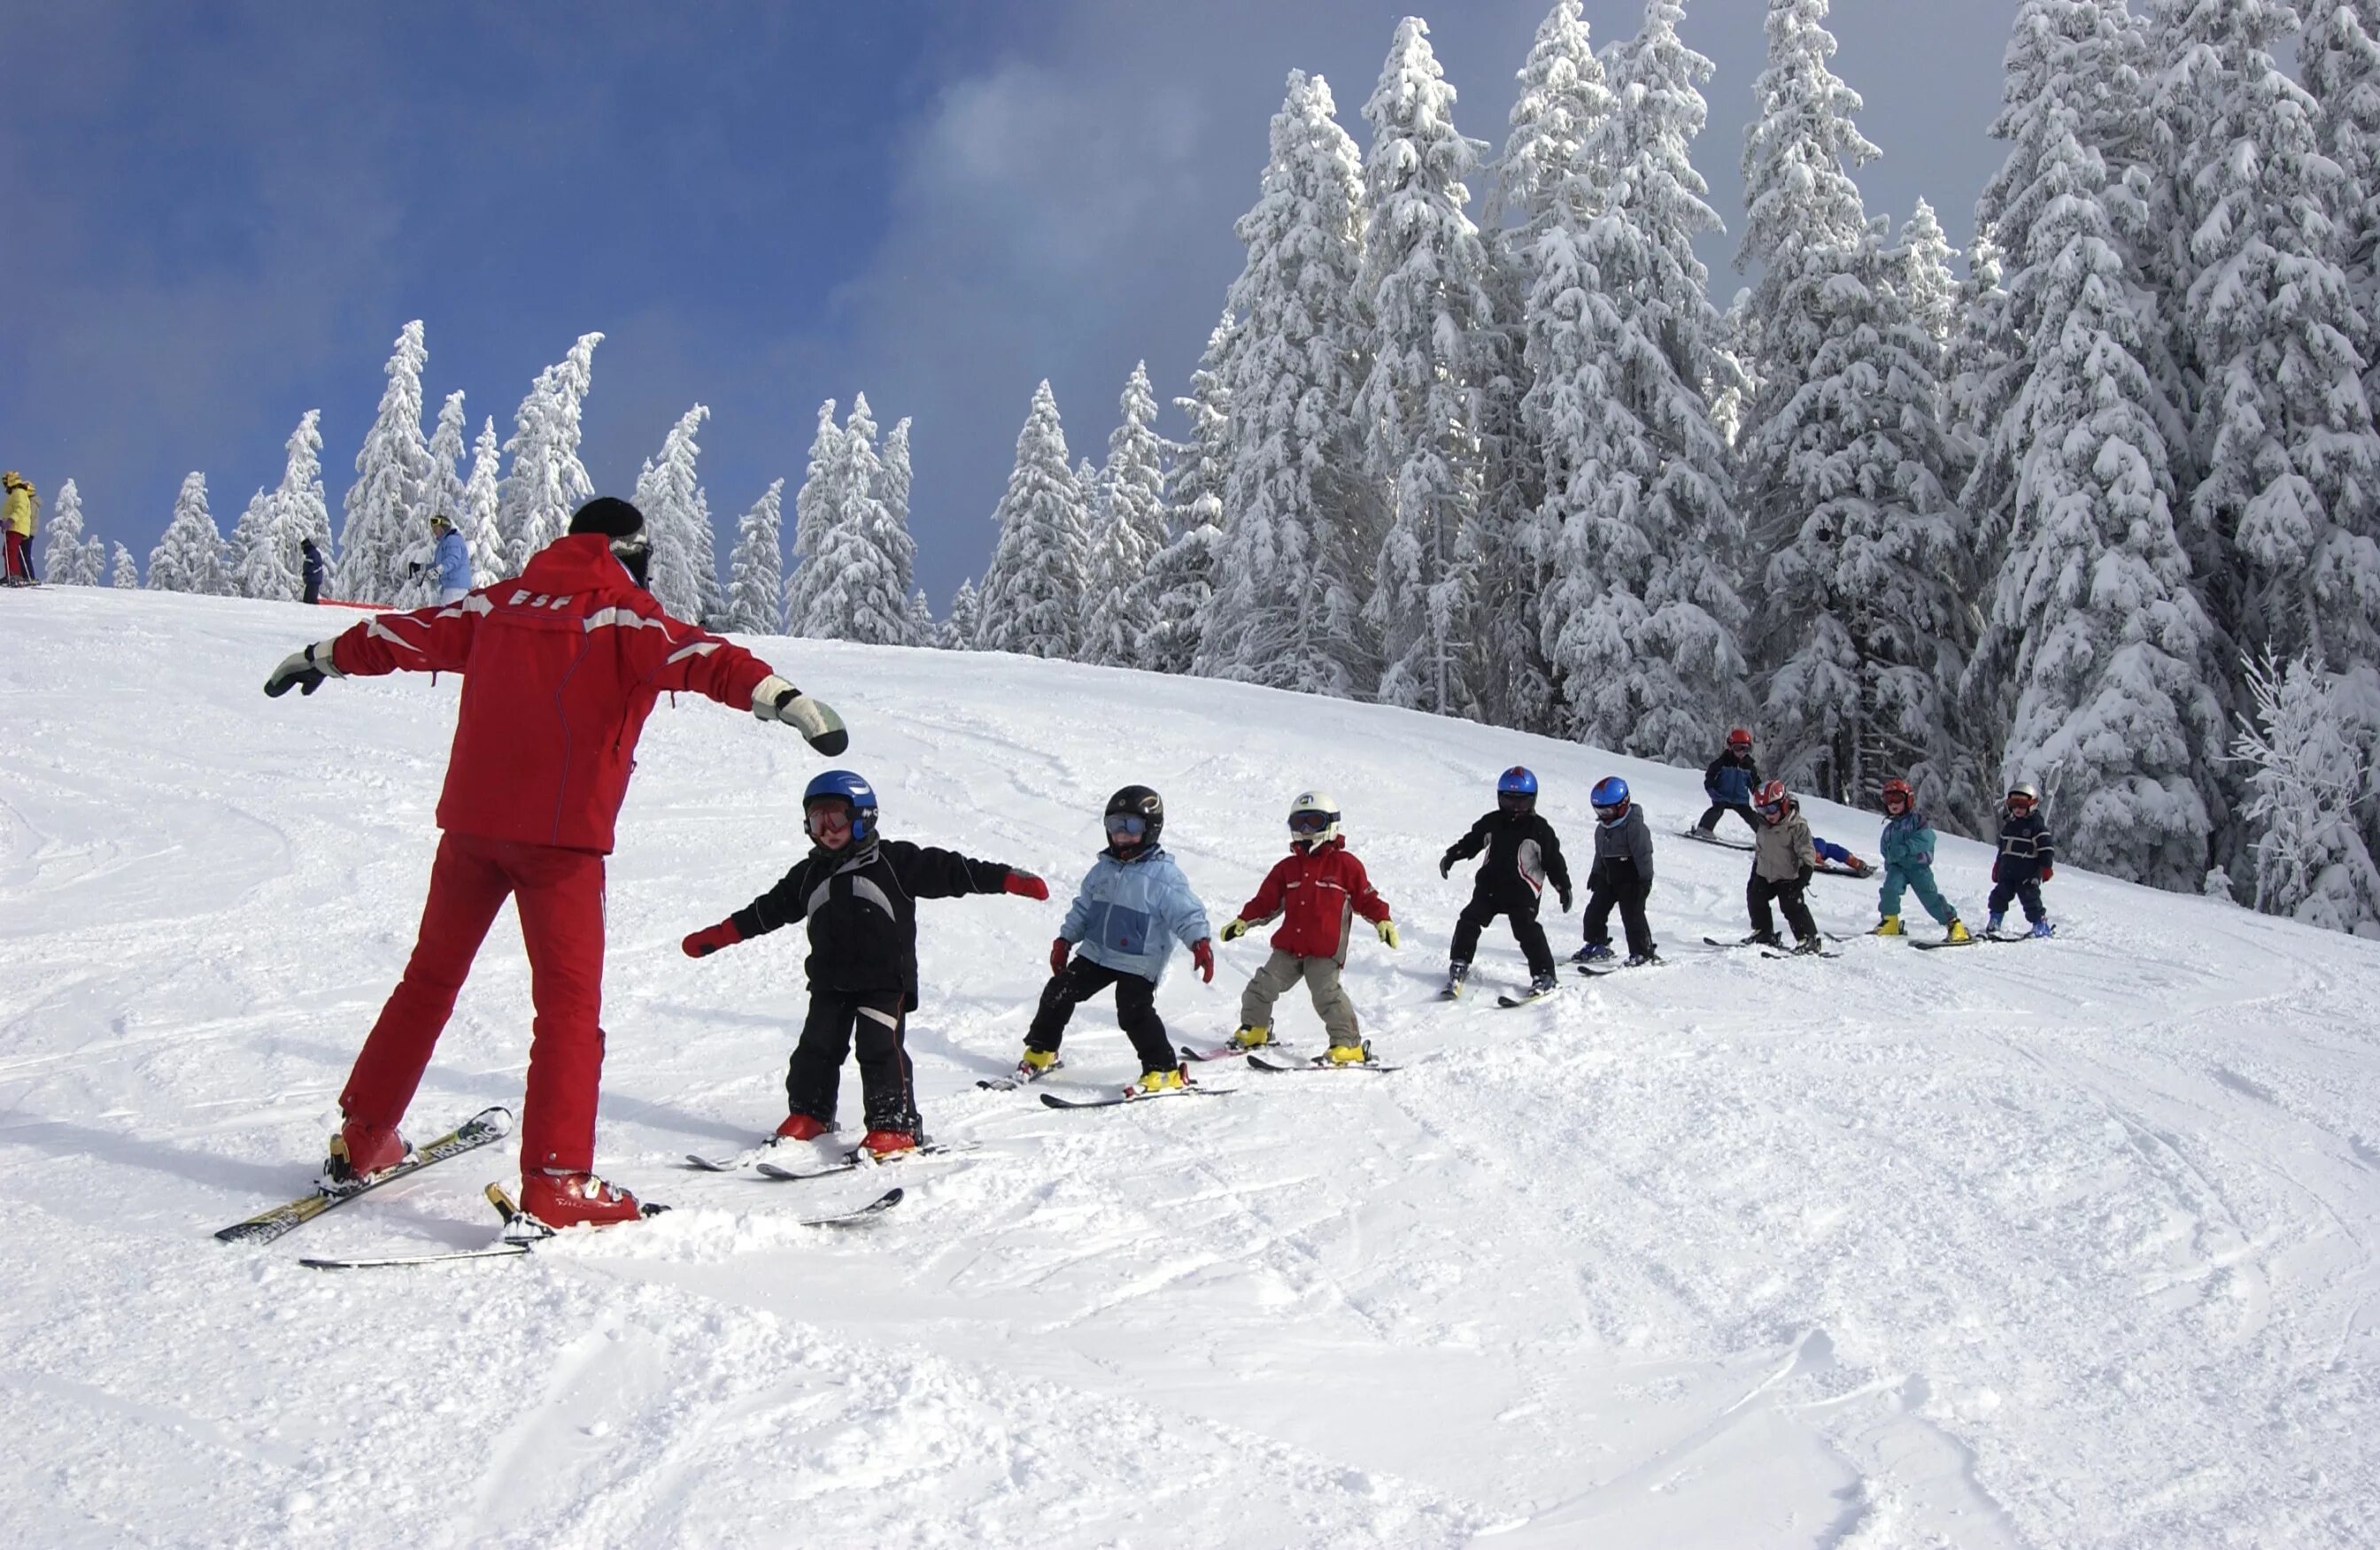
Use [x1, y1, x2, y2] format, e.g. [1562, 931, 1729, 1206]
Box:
[1992, 860, 2003, 883]
[1192, 938, 1215, 983]
[1004, 871, 1050, 901]
[1049, 937, 1072, 975]
[2040, 864, 2053, 883]
[683, 919, 743, 959]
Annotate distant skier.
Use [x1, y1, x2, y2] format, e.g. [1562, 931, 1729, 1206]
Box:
[299, 537, 325, 605]
[1439, 767, 1572, 999]
[1811, 837, 1874, 877]
[1870, 777, 1970, 945]
[3, 471, 37, 586]
[1019, 785, 1215, 1092]
[1986, 781, 2056, 938]
[1745, 779, 1824, 953]
[261, 497, 850, 1231]
[427, 513, 471, 605]
[1696, 729, 1761, 837]
[680, 768, 1047, 1157]
[1573, 776, 1657, 967]
[1217, 790, 1395, 1064]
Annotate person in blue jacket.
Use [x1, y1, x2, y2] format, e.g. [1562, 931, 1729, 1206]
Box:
[1870, 777, 1970, 944]
[300, 537, 325, 605]
[1696, 728, 1762, 837]
[1018, 784, 1215, 1092]
[1987, 782, 2057, 937]
[408, 513, 472, 604]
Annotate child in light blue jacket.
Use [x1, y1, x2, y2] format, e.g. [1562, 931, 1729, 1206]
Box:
[1017, 784, 1214, 1092]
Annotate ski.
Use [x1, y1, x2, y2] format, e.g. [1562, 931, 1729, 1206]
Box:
[298, 1241, 529, 1270]
[1039, 1084, 1231, 1111]
[753, 1142, 973, 1183]
[1907, 937, 1978, 952]
[1680, 828, 1756, 852]
[1496, 989, 1560, 1008]
[683, 1139, 792, 1173]
[1758, 947, 1842, 961]
[796, 1186, 904, 1227]
[215, 1106, 513, 1246]
[977, 1058, 1065, 1091]
[1178, 1042, 1272, 1062]
[1245, 1053, 1401, 1075]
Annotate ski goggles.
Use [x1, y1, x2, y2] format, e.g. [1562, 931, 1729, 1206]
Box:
[1104, 814, 1148, 840]
[1287, 811, 1335, 835]
[806, 801, 854, 839]
[1496, 790, 1534, 813]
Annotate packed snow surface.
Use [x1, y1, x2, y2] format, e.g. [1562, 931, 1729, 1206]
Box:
[4, 587, 2377, 1548]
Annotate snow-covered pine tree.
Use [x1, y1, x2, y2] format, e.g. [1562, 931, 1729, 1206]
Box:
[976, 381, 1089, 659]
[2305, 0, 2380, 416]
[690, 488, 723, 626]
[905, 588, 935, 647]
[1144, 312, 1234, 676]
[149, 472, 230, 595]
[793, 397, 909, 645]
[782, 398, 841, 632]
[1968, 103, 2223, 890]
[1198, 71, 1375, 695]
[1946, 232, 2017, 544]
[336, 320, 432, 603]
[228, 488, 278, 600]
[258, 409, 332, 604]
[1527, 0, 1750, 763]
[722, 479, 787, 635]
[1358, 17, 1495, 718]
[497, 332, 602, 571]
[880, 414, 918, 628]
[460, 417, 505, 584]
[2229, 649, 2380, 935]
[1896, 199, 1959, 353]
[2174, 0, 2380, 675]
[941, 577, 981, 651]
[632, 405, 712, 619]
[1491, 0, 1614, 238]
[42, 478, 102, 585]
[1081, 362, 1169, 668]
[111, 543, 139, 589]
[847, 396, 916, 640]
[426, 391, 468, 528]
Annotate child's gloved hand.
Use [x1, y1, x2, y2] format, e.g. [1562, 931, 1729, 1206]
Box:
[1192, 939, 1215, 983]
[1439, 855, 1454, 879]
[1557, 888, 1573, 913]
[683, 919, 743, 958]
[1376, 919, 1399, 948]
[2040, 864, 2053, 883]
[1003, 871, 1049, 900]
[1049, 937, 1072, 975]
[1219, 917, 1248, 942]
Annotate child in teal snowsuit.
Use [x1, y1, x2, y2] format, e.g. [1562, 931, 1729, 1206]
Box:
[1871, 778, 1969, 944]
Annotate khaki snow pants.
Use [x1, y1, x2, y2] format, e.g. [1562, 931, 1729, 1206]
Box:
[1240, 948, 1359, 1045]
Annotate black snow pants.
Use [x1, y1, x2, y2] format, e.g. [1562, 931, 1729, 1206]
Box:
[786, 987, 920, 1137]
[1025, 956, 1174, 1075]
[1583, 860, 1655, 959]
[1451, 890, 1556, 978]
[1697, 801, 1760, 837]
[1747, 869, 1819, 944]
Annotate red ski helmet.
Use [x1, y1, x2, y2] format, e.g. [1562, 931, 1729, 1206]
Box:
[1753, 779, 1790, 821]
[1727, 728, 1753, 752]
[1881, 777, 1913, 814]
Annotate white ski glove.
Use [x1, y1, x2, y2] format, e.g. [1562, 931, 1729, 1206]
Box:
[751, 675, 849, 755]
[264, 641, 345, 698]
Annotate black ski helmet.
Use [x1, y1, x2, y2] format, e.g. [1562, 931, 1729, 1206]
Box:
[1104, 783, 1164, 849]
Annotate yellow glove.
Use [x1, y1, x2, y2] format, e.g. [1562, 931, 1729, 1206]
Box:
[1376, 919, 1399, 948]
[1219, 917, 1249, 942]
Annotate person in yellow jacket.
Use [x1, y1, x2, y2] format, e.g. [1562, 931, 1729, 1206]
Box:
[2, 472, 36, 586]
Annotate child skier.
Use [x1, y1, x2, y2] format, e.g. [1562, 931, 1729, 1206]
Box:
[681, 769, 1047, 1157]
[1217, 790, 1395, 1063]
[1696, 728, 1762, 837]
[1439, 767, 1572, 998]
[1747, 779, 1825, 953]
[1987, 781, 2057, 937]
[1574, 776, 1658, 966]
[1871, 777, 1970, 944]
[1020, 785, 1215, 1092]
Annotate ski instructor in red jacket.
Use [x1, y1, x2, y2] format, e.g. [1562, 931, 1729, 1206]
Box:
[262, 497, 848, 1230]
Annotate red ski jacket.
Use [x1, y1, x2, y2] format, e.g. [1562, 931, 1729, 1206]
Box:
[1234, 837, 1391, 961]
[328, 534, 777, 853]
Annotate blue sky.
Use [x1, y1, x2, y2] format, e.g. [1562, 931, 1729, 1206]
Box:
[0, 1, 2007, 605]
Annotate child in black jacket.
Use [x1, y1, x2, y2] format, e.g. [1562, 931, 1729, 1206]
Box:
[1439, 767, 1572, 998]
[1985, 781, 2057, 937]
[682, 769, 1046, 1156]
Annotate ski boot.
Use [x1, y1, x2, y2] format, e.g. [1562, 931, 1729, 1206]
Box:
[1443, 960, 1471, 999]
[1944, 920, 1973, 945]
[2030, 918, 2056, 939]
[1325, 1040, 1373, 1066]
[1018, 1047, 1059, 1076]
[1870, 915, 1904, 937]
[1985, 913, 2005, 936]
[1227, 1023, 1274, 1050]
[1134, 1066, 1186, 1095]
[862, 1128, 918, 1160]
[1746, 930, 1784, 949]
[1527, 971, 1559, 996]
[775, 1112, 831, 1142]
[1791, 935, 1826, 956]
[516, 1170, 647, 1232]
[323, 1117, 411, 1190]
[1625, 950, 1661, 968]
[1572, 942, 1615, 964]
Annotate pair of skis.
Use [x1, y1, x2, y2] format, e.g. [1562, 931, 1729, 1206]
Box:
[1178, 1042, 1402, 1074]
[1702, 935, 1845, 960]
[683, 1140, 973, 1180]
[975, 1053, 1245, 1107]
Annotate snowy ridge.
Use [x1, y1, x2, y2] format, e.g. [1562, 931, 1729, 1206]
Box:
[2, 587, 2376, 1546]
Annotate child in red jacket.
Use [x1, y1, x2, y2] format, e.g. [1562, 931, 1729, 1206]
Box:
[1217, 791, 1395, 1064]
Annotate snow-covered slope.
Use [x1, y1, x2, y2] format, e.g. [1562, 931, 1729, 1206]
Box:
[3, 586, 2376, 1547]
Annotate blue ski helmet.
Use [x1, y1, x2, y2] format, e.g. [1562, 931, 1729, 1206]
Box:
[1591, 776, 1630, 820]
[802, 768, 878, 843]
[1496, 766, 1538, 814]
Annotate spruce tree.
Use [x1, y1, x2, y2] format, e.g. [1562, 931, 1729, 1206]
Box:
[426, 391, 468, 527]
[783, 398, 841, 632]
[255, 410, 330, 605]
[150, 472, 230, 595]
[228, 488, 278, 600]
[2305, 0, 2380, 413]
[795, 397, 909, 644]
[880, 415, 917, 613]
[497, 332, 602, 571]
[904, 588, 935, 647]
[848, 396, 916, 639]
[111, 544, 139, 589]
[42, 478, 104, 586]
[1199, 71, 1373, 695]
[976, 381, 1089, 658]
[2231, 651, 2380, 935]
[723, 479, 787, 635]
[337, 320, 432, 603]
[460, 417, 505, 584]
[1146, 313, 1234, 675]
[942, 578, 981, 651]
[1359, 17, 1495, 718]
[1081, 361, 1168, 668]
[633, 405, 712, 619]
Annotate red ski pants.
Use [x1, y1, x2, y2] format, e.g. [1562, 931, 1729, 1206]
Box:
[3, 530, 29, 581]
[339, 831, 607, 1173]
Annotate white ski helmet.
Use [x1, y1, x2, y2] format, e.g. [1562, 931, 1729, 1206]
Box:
[1287, 790, 1341, 851]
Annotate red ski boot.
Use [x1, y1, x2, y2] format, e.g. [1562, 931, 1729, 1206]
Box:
[775, 1113, 831, 1142]
[323, 1119, 411, 1188]
[517, 1171, 648, 1230]
[861, 1128, 917, 1161]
